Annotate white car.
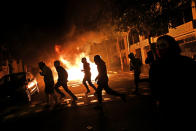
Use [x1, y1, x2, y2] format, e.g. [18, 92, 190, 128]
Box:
[0, 72, 39, 104]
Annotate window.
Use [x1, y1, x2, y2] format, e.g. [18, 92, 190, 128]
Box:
[128, 29, 140, 45]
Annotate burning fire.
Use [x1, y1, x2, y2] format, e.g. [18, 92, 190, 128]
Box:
[53, 52, 98, 82]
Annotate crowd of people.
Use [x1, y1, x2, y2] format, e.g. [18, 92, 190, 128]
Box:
[39, 54, 126, 109]
[128, 35, 196, 130]
[39, 35, 196, 129]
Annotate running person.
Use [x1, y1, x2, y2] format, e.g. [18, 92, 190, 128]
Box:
[81, 57, 96, 93]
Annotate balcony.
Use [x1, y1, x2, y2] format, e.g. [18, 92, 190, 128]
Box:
[168, 21, 194, 38]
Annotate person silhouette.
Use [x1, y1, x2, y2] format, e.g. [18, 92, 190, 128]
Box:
[54, 60, 77, 101]
[81, 57, 96, 93]
[128, 53, 142, 95]
[145, 50, 155, 82]
[94, 55, 126, 109]
[38, 61, 57, 105]
[150, 35, 196, 130]
[145, 50, 155, 66]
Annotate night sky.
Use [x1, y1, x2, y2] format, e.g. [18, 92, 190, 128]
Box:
[0, 0, 106, 65]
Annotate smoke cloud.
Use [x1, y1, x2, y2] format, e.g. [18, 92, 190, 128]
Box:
[0, 0, 115, 69]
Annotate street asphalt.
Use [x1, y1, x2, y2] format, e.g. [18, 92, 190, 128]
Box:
[0, 72, 160, 131]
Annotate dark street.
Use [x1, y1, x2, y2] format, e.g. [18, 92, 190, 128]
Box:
[0, 72, 159, 131]
[1, 1, 196, 131]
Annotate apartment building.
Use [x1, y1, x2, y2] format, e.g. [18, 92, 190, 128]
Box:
[117, 0, 196, 72]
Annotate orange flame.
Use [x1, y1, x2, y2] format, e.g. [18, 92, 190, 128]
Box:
[53, 52, 98, 82]
[55, 45, 61, 54]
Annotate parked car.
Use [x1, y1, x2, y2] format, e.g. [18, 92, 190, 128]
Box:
[0, 72, 39, 104]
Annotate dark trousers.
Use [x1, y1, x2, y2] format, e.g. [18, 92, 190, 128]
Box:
[96, 80, 122, 104]
[83, 75, 96, 91]
[134, 73, 140, 92]
[45, 84, 57, 104]
[54, 81, 77, 100]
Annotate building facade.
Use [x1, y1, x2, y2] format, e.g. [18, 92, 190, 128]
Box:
[117, 0, 196, 72]
[89, 39, 121, 71]
[0, 45, 27, 78]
